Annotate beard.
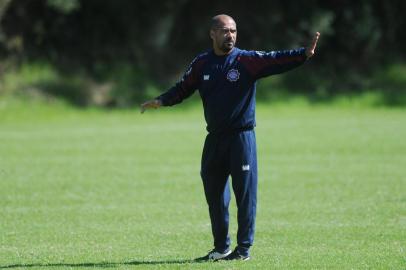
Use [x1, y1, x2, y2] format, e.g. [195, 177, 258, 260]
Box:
[219, 39, 235, 53]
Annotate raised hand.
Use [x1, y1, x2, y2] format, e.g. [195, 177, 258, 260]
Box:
[305, 32, 320, 58]
[140, 99, 162, 113]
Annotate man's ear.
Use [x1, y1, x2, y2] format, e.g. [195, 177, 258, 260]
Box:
[210, 30, 215, 40]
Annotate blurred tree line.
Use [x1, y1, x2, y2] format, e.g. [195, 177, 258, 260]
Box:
[0, 0, 405, 106]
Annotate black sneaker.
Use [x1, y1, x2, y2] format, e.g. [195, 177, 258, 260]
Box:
[194, 248, 232, 261]
[223, 248, 251, 261]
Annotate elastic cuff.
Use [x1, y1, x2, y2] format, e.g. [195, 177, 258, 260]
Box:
[155, 96, 165, 106]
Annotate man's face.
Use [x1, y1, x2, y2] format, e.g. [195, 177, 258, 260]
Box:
[210, 19, 237, 54]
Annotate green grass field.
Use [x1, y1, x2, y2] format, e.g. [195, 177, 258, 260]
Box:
[0, 100, 405, 269]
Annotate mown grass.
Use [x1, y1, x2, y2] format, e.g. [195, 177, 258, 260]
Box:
[0, 99, 405, 269]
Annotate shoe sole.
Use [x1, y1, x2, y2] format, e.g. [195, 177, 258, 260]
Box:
[221, 255, 251, 261]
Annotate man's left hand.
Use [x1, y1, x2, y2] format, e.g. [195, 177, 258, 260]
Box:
[305, 32, 320, 58]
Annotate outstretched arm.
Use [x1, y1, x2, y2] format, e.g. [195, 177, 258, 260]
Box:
[140, 56, 205, 114]
[239, 32, 321, 79]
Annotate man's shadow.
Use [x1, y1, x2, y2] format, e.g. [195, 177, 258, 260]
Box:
[0, 259, 203, 269]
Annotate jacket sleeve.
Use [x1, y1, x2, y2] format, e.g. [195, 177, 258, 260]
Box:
[239, 47, 307, 80]
[156, 57, 204, 106]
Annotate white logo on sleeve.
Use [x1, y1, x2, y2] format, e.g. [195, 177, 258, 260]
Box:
[255, 51, 265, 56]
[185, 66, 192, 76]
[242, 164, 250, 171]
[203, 75, 210, 80]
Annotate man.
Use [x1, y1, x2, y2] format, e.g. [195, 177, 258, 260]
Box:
[141, 14, 320, 261]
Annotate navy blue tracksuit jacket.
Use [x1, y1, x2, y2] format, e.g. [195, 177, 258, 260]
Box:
[157, 47, 307, 255]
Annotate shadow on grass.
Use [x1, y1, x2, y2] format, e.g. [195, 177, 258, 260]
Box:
[0, 259, 203, 268]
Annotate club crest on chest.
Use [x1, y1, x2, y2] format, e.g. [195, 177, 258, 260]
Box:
[227, 69, 240, 82]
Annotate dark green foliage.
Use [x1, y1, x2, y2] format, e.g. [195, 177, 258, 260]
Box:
[0, 0, 405, 106]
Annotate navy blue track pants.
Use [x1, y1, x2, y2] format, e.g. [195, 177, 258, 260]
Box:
[200, 129, 257, 255]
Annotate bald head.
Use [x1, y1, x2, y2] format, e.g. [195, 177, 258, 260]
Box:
[210, 14, 236, 30]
